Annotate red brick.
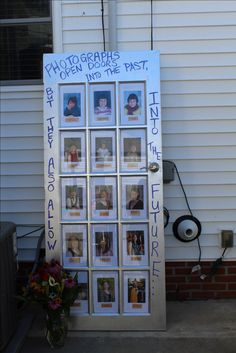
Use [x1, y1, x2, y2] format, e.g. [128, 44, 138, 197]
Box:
[228, 267, 236, 274]
[202, 283, 226, 291]
[166, 276, 186, 283]
[175, 268, 192, 275]
[166, 284, 177, 291]
[178, 283, 201, 290]
[216, 292, 236, 299]
[215, 275, 236, 282]
[165, 268, 173, 275]
[191, 292, 214, 299]
[228, 283, 236, 290]
[224, 261, 236, 266]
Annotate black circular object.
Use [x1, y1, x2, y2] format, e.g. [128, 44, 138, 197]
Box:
[172, 215, 201, 242]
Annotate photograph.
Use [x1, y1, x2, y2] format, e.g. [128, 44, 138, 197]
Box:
[90, 130, 116, 173]
[66, 233, 83, 258]
[93, 272, 119, 313]
[92, 224, 118, 267]
[120, 129, 147, 172]
[121, 176, 147, 220]
[120, 82, 146, 125]
[123, 271, 149, 313]
[89, 83, 115, 126]
[71, 271, 89, 314]
[60, 85, 85, 127]
[122, 224, 148, 266]
[91, 177, 117, 220]
[61, 178, 86, 221]
[61, 131, 86, 174]
[62, 224, 87, 268]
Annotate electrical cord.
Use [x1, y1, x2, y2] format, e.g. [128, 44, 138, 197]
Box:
[17, 225, 45, 239]
[163, 159, 202, 263]
[101, 0, 106, 51]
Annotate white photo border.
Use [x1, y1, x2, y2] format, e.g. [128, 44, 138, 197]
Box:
[62, 224, 88, 268]
[120, 129, 147, 172]
[123, 271, 149, 314]
[61, 177, 87, 221]
[90, 130, 116, 173]
[60, 84, 85, 127]
[70, 271, 89, 315]
[91, 177, 117, 220]
[89, 83, 115, 126]
[93, 271, 119, 314]
[60, 130, 86, 174]
[122, 223, 149, 267]
[120, 82, 146, 126]
[91, 224, 118, 267]
[121, 176, 148, 220]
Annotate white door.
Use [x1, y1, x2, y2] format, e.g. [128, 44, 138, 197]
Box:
[44, 51, 166, 330]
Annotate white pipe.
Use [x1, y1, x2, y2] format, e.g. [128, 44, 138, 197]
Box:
[108, 0, 117, 51]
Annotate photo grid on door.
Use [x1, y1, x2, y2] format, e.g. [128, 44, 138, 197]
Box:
[59, 81, 150, 316]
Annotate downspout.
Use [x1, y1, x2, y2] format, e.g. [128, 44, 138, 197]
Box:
[108, 0, 117, 51]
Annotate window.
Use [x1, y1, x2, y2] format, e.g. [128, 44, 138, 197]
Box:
[0, 0, 52, 82]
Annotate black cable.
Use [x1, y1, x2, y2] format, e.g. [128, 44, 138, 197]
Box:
[150, 0, 153, 50]
[101, 0, 106, 51]
[17, 225, 45, 239]
[164, 159, 202, 262]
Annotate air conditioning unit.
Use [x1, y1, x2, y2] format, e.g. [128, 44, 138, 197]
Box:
[0, 222, 17, 351]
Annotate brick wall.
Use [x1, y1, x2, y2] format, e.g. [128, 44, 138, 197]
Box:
[166, 261, 236, 300]
[17, 260, 236, 300]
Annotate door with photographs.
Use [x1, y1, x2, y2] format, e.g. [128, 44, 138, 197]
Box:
[44, 51, 165, 330]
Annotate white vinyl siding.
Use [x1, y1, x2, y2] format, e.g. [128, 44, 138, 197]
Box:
[1, 0, 235, 261]
[0, 86, 44, 261]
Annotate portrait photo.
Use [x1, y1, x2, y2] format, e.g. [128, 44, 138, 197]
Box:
[60, 84, 85, 127]
[61, 131, 86, 174]
[89, 83, 115, 126]
[62, 224, 87, 268]
[66, 232, 83, 258]
[122, 224, 148, 266]
[93, 272, 119, 313]
[90, 130, 116, 173]
[65, 185, 83, 210]
[120, 129, 147, 172]
[120, 82, 146, 125]
[91, 177, 117, 220]
[126, 185, 144, 210]
[92, 224, 118, 267]
[61, 178, 86, 221]
[71, 271, 89, 314]
[121, 176, 147, 220]
[123, 271, 149, 313]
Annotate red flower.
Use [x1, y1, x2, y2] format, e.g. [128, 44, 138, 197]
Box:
[65, 278, 76, 288]
[38, 269, 49, 281]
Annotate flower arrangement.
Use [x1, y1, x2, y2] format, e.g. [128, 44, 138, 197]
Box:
[22, 259, 79, 347]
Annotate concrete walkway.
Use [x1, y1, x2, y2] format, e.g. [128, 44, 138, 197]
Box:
[10, 300, 236, 353]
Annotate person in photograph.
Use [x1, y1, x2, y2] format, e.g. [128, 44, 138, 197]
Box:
[124, 93, 141, 116]
[131, 233, 141, 255]
[64, 96, 81, 117]
[98, 280, 114, 302]
[126, 186, 143, 210]
[96, 141, 111, 162]
[129, 279, 139, 303]
[77, 283, 88, 300]
[96, 188, 112, 210]
[125, 143, 140, 163]
[66, 187, 81, 209]
[96, 232, 113, 257]
[127, 233, 133, 255]
[66, 144, 80, 162]
[94, 93, 112, 116]
[66, 234, 83, 257]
